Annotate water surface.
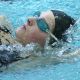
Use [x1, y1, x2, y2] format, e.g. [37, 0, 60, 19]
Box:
[0, 0, 80, 80]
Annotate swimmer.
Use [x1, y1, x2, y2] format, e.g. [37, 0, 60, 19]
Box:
[16, 10, 75, 47]
[0, 10, 75, 47]
[0, 10, 76, 68]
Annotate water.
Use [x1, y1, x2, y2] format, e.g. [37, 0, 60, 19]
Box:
[0, 0, 80, 80]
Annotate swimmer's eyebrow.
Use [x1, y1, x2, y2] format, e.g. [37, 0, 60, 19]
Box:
[0, 26, 11, 34]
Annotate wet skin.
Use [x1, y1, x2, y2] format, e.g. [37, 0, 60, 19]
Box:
[16, 11, 55, 47]
[16, 17, 47, 47]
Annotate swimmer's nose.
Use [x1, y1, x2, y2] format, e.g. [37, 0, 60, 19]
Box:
[22, 24, 26, 30]
[21, 22, 28, 30]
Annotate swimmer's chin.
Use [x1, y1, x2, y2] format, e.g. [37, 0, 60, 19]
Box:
[15, 35, 45, 47]
[15, 33, 32, 46]
[15, 37, 27, 46]
[16, 27, 25, 39]
[15, 38, 44, 48]
[15, 30, 25, 44]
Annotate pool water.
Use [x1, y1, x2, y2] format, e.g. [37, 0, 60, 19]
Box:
[0, 0, 80, 80]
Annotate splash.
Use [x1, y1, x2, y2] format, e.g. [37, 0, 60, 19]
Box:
[0, 18, 80, 69]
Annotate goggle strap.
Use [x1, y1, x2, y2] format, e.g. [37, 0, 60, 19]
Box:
[46, 29, 59, 43]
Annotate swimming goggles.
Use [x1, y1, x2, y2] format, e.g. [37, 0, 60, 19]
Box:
[33, 11, 59, 43]
[33, 11, 49, 32]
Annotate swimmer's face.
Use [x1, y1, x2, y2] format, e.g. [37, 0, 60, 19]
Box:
[16, 11, 54, 47]
[16, 17, 47, 47]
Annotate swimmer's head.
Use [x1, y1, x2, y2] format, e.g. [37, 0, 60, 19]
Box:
[16, 10, 55, 47]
